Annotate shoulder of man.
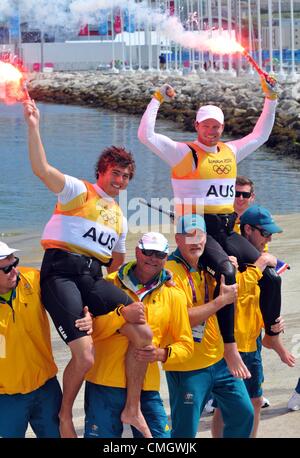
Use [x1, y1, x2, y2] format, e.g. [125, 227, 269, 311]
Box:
[163, 282, 188, 303]
[17, 267, 41, 292]
[104, 270, 119, 283]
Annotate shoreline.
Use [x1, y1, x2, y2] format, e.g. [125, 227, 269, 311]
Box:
[28, 71, 300, 156]
[2, 212, 300, 266]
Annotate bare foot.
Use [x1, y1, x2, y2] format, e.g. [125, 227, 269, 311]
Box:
[262, 334, 296, 367]
[224, 342, 251, 379]
[121, 407, 152, 438]
[59, 416, 77, 438]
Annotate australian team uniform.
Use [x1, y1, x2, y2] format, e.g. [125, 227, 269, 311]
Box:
[0, 268, 61, 438]
[40, 175, 133, 344]
[234, 267, 265, 399]
[138, 97, 281, 341]
[212, 266, 265, 412]
[164, 251, 254, 438]
[84, 262, 193, 438]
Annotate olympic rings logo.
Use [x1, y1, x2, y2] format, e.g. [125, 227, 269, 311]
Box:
[213, 164, 232, 174]
[97, 207, 119, 225]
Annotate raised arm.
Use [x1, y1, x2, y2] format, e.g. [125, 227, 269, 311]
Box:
[227, 78, 279, 162]
[138, 84, 190, 167]
[23, 99, 65, 193]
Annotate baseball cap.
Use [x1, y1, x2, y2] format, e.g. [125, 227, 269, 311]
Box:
[138, 232, 169, 254]
[0, 241, 19, 260]
[176, 214, 206, 234]
[196, 105, 224, 124]
[240, 205, 283, 234]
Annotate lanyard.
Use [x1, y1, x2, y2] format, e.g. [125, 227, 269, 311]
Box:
[134, 278, 160, 298]
[181, 263, 209, 304]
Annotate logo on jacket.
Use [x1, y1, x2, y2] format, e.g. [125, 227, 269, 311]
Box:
[213, 164, 232, 174]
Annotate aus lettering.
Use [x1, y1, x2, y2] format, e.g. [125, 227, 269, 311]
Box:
[206, 184, 234, 198]
[83, 227, 116, 250]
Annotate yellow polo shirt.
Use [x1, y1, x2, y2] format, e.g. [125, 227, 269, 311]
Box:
[0, 267, 57, 394]
[164, 250, 224, 371]
[86, 263, 193, 390]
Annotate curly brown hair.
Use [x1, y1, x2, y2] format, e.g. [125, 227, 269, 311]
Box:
[95, 146, 136, 180]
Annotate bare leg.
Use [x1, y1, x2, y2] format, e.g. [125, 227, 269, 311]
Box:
[59, 336, 94, 438]
[251, 397, 263, 438]
[211, 408, 223, 438]
[120, 323, 153, 438]
[224, 343, 251, 379]
[262, 334, 296, 367]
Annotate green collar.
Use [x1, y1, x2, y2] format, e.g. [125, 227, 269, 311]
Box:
[168, 248, 200, 272]
[117, 261, 171, 300]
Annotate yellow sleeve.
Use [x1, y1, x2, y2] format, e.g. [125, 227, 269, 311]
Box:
[92, 271, 126, 341]
[163, 288, 194, 367]
[92, 309, 126, 342]
[236, 266, 263, 295]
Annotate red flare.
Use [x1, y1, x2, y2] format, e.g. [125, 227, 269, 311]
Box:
[241, 49, 276, 87]
[0, 61, 30, 104]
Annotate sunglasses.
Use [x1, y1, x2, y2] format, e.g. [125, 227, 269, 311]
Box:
[235, 191, 252, 199]
[141, 249, 167, 259]
[0, 257, 19, 274]
[250, 226, 272, 238]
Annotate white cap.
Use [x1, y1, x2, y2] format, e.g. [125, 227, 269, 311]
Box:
[138, 232, 169, 254]
[0, 241, 19, 261]
[196, 105, 224, 125]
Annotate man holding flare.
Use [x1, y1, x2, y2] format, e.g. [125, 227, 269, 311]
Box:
[138, 71, 280, 381]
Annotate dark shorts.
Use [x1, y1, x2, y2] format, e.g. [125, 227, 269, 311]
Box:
[240, 349, 264, 399]
[212, 346, 264, 406]
[84, 382, 170, 438]
[40, 249, 133, 344]
[0, 377, 62, 438]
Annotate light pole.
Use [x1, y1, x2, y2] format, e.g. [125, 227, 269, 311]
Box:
[247, 0, 254, 74]
[217, 0, 223, 72]
[40, 26, 44, 72]
[278, 0, 286, 78]
[267, 0, 273, 74]
[110, 6, 119, 73]
[257, 0, 263, 71]
[198, 0, 205, 73]
[290, 0, 297, 80]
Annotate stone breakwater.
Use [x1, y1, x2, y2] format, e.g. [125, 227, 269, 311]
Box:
[28, 71, 300, 155]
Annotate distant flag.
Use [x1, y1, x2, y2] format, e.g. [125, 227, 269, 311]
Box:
[169, 1, 175, 16]
[9, 15, 20, 40]
[275, 259, 290, 275]
[114, 8, 122, 34]
[123, 8, 135, 33]
[78, 24, 88, 36]
[99, 10, 108, 35]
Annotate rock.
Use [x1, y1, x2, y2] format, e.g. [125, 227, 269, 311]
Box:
[27, 71, 300, 155]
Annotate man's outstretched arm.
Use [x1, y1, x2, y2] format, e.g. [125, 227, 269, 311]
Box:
[228, 77, 279, 162]
[138, 84, 190, 167]
[24, 99, 65, 193]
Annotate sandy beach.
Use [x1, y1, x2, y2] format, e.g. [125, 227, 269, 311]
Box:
[4, 213, 299, 438]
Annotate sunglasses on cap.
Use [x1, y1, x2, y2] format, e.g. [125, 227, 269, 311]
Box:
[0, 257, 19, 274]
[250, 226, 272, 238]
[141, 249, 167, 259]
[235, 191, 252, 199]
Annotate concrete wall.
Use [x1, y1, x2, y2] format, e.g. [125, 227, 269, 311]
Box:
[0, 44, 15, 56]
[21, 41, 126, 71]
[20, 41, 160, 71]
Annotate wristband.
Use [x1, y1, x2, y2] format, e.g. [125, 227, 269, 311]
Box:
[153, 91, 164, 104]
